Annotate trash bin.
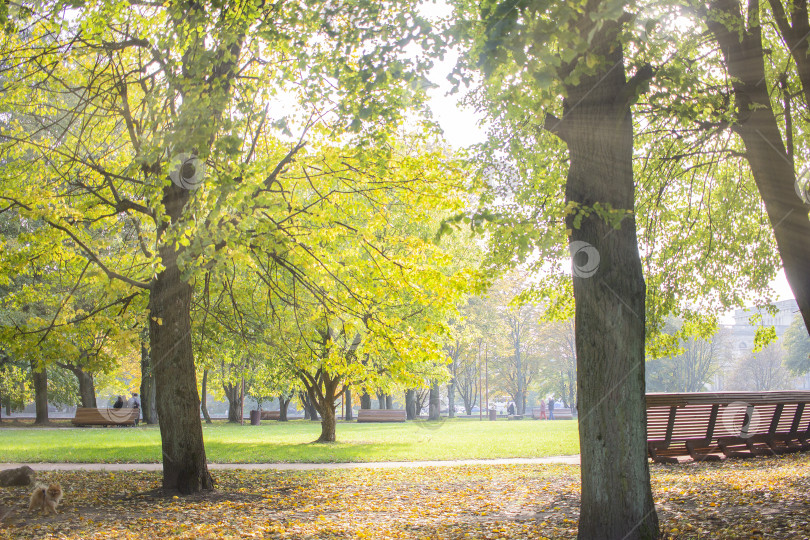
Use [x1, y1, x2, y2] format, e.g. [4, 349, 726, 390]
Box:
[250, 410, 261, 425]
[489, 409, 497, 421]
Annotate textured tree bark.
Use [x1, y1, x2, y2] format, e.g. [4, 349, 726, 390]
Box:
[707, 0, 810, 333]
[385, 394, 393, 409]
[149, 206, 213, 493]
[376, 391, 385, 410]
[344, 387, 353, 420]
[223, 382, 241, 423]
[360, 391, 371, 410]
[75, 369, 96, 409]
[140, 337, 158, 424]
[200, 370, 212, 424]
[447, 380, 456, 418]
[556, 19, 658, 540]
[317, 402, 337, 442]
[279, 395, 290, 421]
[30, 361, 48, 425]
[405, 389, 416, 419]
[428, 382, 440, 421]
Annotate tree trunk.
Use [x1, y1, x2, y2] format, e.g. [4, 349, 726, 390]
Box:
[201, 369, 212, 424]
[557, 21, 658, 539]
[385, 394, 393, 409]
[140, 337, 158, 424]
[149, 228, 213, 494]
[706, 0, 810, 333]
[316, 399, 337, 442]
[344, 387, 353, 420]
[75, 369, 96, 408]
[405, 389, 416, 419]
[279, 395, 290, 421]
[223, 382, 240, 423]
[30, 361, 48, 425]
[447, 380, 455, 418]
[376, 391, 385, 410]
[360, 391, 371, 410]
[428, 381, 440, 421]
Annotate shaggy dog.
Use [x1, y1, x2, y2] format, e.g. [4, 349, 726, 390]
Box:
[28, 483, 62, 515]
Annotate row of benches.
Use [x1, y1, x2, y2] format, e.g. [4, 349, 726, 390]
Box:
[646, 391, 810, 463]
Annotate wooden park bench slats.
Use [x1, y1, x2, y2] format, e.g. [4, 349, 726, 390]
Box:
[646, 392, 810, 463]
[552, 407, 573, 420]
[71, 407, 139, 427]
[356, 409, 407, 422]
[259, 410, 281, 420]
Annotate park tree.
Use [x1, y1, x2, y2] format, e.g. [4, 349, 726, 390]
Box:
[661, 0, 810, 331]
[485, 273, 544, 415]
[453, 1, 660, 536]
[537, 319, 577, 410]
[646, 320, 729, 393]
[0, 0, 443, 492]
[783, 315, 810, 375]
[728, 342, 793, 390]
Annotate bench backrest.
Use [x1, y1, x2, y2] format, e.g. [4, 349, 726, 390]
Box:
[357, 409, 407, 421]
[73, 407, 138, 424]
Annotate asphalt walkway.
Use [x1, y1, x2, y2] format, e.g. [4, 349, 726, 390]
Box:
[0, 455, 580, 472]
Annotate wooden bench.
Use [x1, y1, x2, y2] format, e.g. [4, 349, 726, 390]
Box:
[259, 410, 281, 420]
[71, 407, 139, 427]
[356, 409, 407, 422]
[646, 392, 810, 464]
[551, 407, 573, 420]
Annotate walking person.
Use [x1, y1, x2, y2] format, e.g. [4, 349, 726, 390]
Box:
[128, 392, 141, 426]
[548, 397, 555, 420]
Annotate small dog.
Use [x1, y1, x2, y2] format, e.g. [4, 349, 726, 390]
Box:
[28, 483, 63, 515]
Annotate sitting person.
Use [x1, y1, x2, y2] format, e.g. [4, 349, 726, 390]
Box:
[112, 395, 124, 409]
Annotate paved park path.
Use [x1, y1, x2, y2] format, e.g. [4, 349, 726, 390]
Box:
[0, 455, 580, 472]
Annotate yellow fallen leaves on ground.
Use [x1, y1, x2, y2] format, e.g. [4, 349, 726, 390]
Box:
[1, 454, 809, 539]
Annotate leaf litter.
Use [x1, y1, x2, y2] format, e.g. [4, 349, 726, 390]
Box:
[1, 453, 809, 539]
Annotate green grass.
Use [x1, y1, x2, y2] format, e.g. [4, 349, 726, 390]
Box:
[0, 418, 579, 463]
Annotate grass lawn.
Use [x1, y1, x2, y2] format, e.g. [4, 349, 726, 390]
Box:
[0, 418, 579, 463]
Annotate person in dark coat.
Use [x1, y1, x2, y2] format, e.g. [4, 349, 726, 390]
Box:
[548, 397, 555, 420]
[113, 396, 124, 409]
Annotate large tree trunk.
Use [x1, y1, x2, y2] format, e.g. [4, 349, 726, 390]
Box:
[707, 0, 810, 333]
[317, 402, 336, 442]
[57, 360, 98, 409]
[385, 394, 393, 409]
[428, 381, 440, 421]
[279, 395, 290, 421]
[149, 227, 213, 494]
[75, 368, 96, 408]
[140, 336, 158, 424]
[556, 18, 658, 540]
[360, 391, 371, 410]
[376, 391, 385, 409]
[405, 389, 416, 419]
[344, 387, 353, 420]
[223, 382, 241, 423]
[30, 361, 48, 425]
[200, 369, 212, 424]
